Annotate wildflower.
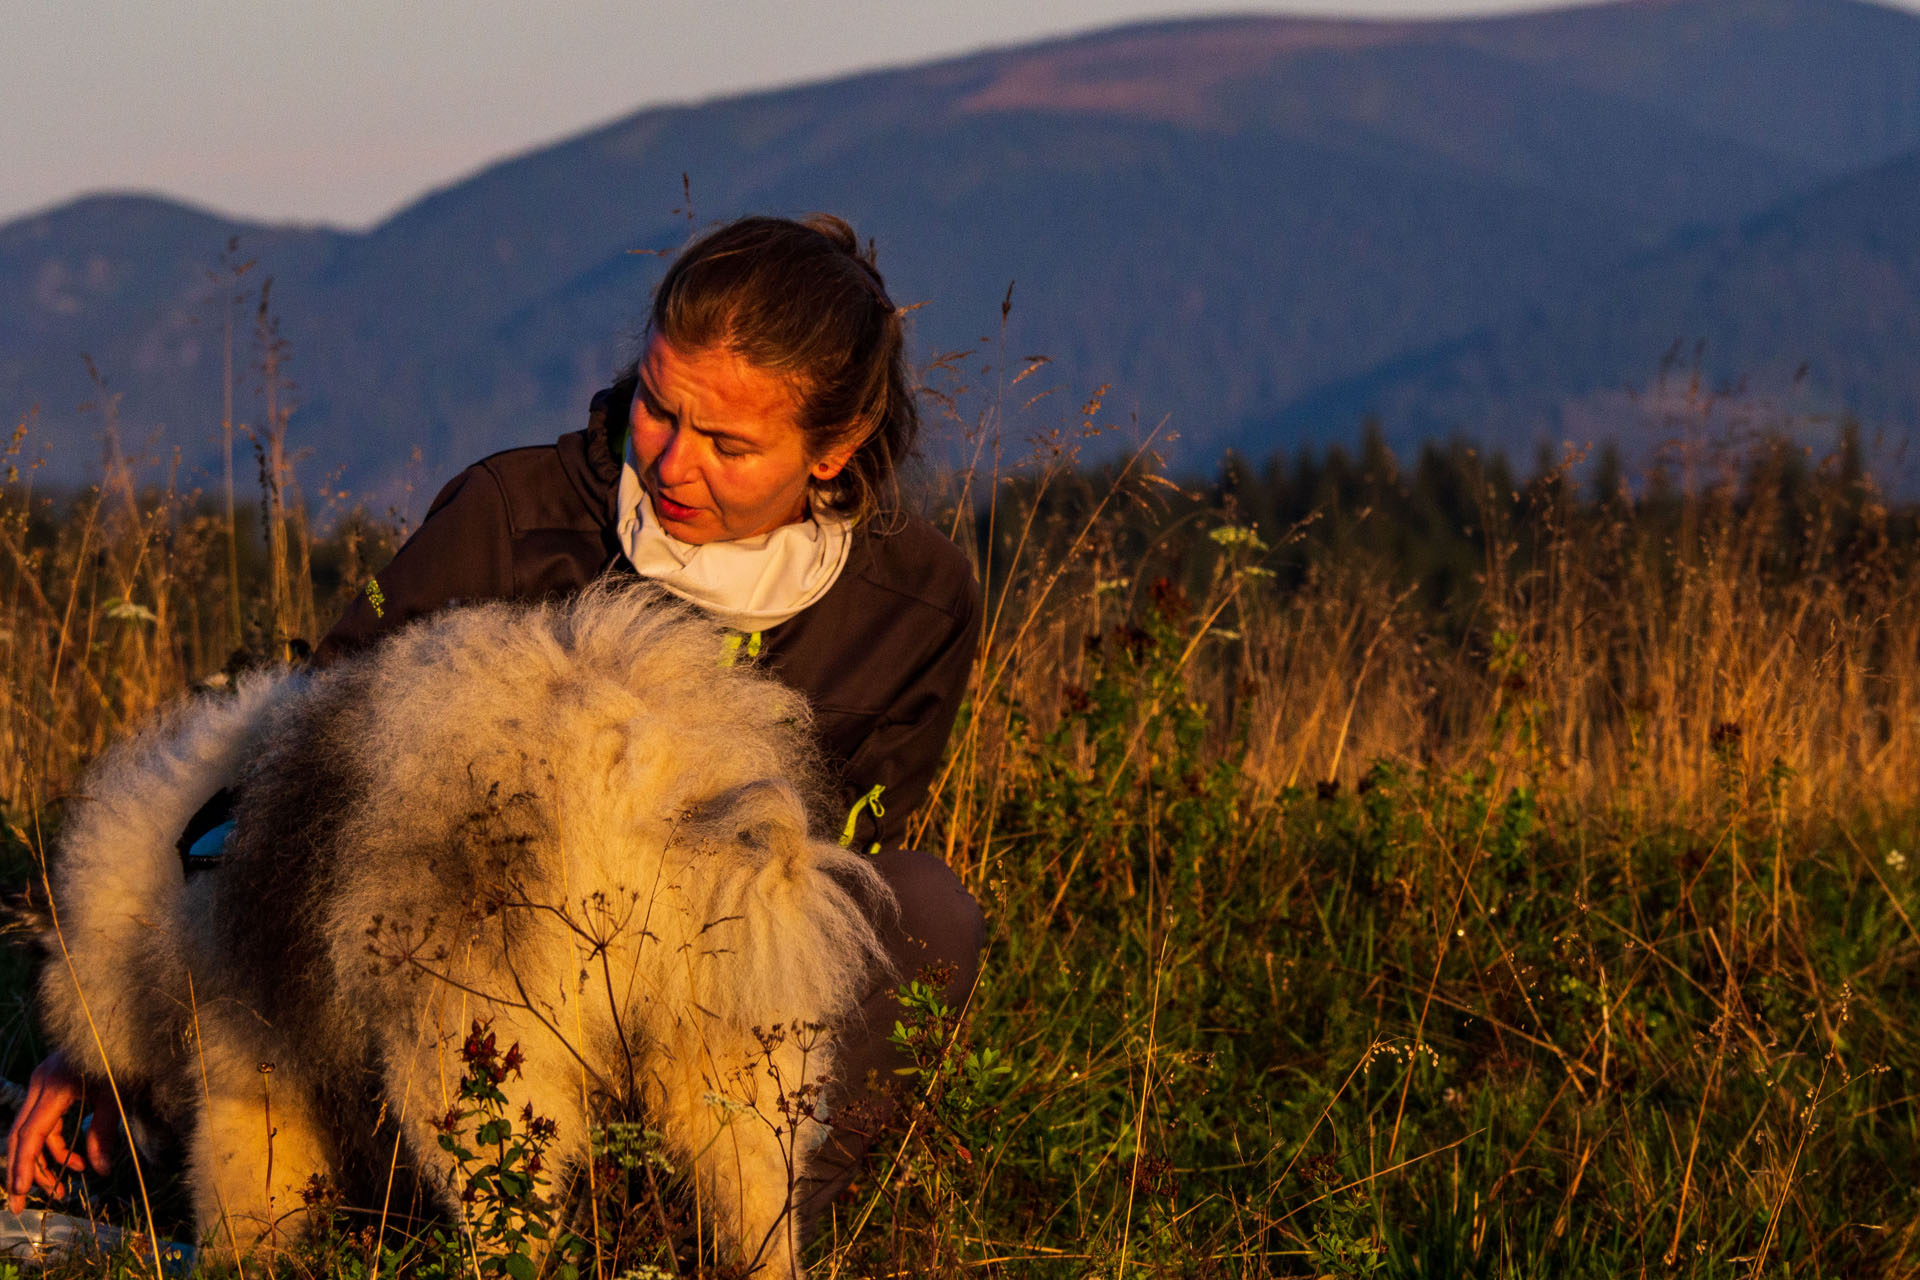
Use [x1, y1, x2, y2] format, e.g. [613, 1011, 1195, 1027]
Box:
[462, 1023, 498, 1069]
[1887, 849, 1908, 872]
[522, 1105, 559, 1141]
[102, 596, 159, 625]
[1149, 577, 1190, 620]
[1207, 524, 1269, 552]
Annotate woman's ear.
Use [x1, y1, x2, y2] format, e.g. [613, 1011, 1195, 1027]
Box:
[810, 440, 858, 482]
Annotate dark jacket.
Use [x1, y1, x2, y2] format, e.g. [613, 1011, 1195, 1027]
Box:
[315, 379, 980, 851]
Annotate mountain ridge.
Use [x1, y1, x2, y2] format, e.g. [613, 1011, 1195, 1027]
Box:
[1261, 141, 1920, 480]
[5, 0, 1919, 497]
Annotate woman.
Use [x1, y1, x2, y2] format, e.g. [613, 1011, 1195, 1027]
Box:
[8, 214, 985, 1226]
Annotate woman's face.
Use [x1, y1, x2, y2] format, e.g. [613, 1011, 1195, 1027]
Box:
[630, 332, 854, 545]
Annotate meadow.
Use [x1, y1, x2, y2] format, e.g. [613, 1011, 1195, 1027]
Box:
[2, 367, 1918, 1277]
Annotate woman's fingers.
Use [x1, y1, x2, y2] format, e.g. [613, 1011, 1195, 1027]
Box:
[42, 1120, 88, 1173]
[33, 1147, 69, 1198]
[83, 1103, 119, 1175]
[5, 1054, 89, 1210]
[14, 1096, 72, 1201]
[5, 1079, 29, 1202]
[7, 1070, 59, 1207]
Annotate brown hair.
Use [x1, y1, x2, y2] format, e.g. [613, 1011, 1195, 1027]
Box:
[644, 214, 917, 522]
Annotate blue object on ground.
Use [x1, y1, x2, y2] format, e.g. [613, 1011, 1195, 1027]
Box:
[0, 1208, 196, 1275]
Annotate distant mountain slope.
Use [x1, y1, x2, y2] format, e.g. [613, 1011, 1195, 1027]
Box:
[0, 198, 342, 451]
[1456, 0, 1920, 172]
[1263, 147, 1920, 480]
[4, 0, 1920, 496]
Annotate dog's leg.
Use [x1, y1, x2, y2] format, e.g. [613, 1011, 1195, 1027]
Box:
[648, 1020, 822, 1280]
[188, 1050, 334, 1258]
[379, 1000, 593, 1262]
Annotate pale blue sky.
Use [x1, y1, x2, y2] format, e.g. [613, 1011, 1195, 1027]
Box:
[1, 0, 1766, 229]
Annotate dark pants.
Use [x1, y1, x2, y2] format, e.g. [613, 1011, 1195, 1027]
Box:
[796, 847, 985, 1224]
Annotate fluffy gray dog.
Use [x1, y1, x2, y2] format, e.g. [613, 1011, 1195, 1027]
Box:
[36, 583, 890, 1277]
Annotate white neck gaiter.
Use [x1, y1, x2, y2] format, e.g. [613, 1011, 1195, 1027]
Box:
[616, 431, 853, 632]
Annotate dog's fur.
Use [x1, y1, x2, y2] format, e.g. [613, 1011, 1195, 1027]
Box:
[37, 584, 890, 1276]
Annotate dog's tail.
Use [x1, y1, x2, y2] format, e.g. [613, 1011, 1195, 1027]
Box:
[38, 671, 296, 1085]
[666, 779, 895, 1031]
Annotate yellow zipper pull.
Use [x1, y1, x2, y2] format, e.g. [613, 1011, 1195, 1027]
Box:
[840, 783, 887, 850]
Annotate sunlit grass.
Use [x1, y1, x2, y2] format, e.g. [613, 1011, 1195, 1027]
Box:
[3, 367, 1918, 1275]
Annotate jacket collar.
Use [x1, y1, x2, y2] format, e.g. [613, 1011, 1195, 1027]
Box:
[563, 377, 636, 522]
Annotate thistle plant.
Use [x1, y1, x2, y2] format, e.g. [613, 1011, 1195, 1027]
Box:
[426, 1020, 584, 1280]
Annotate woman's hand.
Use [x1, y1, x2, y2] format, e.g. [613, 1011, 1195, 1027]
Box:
[5, 1051, 118, 1211]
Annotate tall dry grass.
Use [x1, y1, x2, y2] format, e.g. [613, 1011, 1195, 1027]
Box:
[0, 406, 389, 810]
[5, 361, 1920, 1273]
[7, 357, 1912, 839]
[849, 409, 1920, 1276]
[921, 430, 1920, 867]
